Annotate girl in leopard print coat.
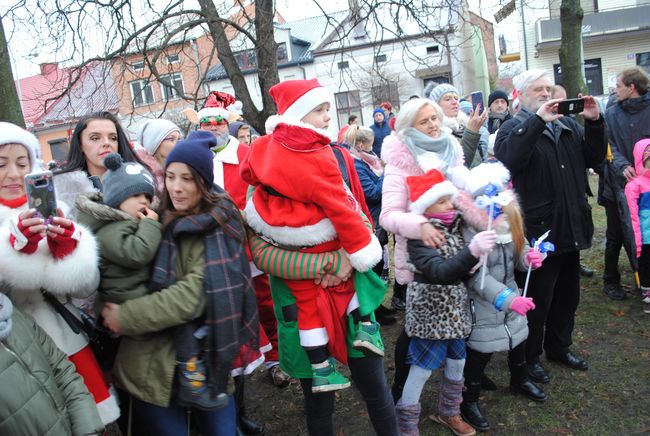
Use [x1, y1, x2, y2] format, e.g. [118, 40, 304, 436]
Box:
[395, 169, 496, 436]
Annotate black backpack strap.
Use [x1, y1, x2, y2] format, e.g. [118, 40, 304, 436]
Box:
[331, 146, 351, 189]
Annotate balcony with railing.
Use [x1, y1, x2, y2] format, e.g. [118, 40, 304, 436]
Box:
[535, 4, 650, 46]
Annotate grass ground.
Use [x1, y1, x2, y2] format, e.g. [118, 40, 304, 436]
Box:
[245, 173, 650, 435]
[107, 174, 649, 435]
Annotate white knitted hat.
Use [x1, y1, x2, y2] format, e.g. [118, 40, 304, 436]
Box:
[0, 122, 41, 171]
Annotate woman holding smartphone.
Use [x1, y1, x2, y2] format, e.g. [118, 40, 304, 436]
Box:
[101, 131, 259, 435]
[0, 122, 119, 425]
[55, 111, 149, 219]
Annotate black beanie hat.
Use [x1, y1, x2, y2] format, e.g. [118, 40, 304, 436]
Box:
[488, 90, 509, 108]
[165, 130, 215, 187]
[102, 153, 155, 208]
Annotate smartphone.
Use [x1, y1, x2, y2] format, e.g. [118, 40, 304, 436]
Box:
[557, 98, 584, 115]
[470, 91, 484, 113]
[25, 171, 58, 220]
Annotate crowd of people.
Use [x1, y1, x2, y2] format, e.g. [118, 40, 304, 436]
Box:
[0, 65, 648, 436]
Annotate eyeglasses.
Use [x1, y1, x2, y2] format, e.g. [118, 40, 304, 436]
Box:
[200, 116, 227, 127]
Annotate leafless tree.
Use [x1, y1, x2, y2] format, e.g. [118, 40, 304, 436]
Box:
[2, 0, 587, 131]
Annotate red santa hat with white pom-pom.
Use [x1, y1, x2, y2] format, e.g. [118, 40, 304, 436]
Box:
[407, 169, 458, 214]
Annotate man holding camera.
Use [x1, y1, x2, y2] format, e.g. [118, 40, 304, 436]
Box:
[495, 69, 606, 384]
[602, 67, 650, 301]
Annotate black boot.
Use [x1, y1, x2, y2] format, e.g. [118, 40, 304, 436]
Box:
[234, 376, 265, 435]
[461, 381, 490, 432]
[509, 362, 547, 403]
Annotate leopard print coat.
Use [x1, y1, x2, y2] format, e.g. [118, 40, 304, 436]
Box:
[405, 217, 475, 341]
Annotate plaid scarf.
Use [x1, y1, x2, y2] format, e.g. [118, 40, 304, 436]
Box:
[150, 203, 259, 389]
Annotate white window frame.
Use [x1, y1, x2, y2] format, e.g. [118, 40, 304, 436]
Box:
[129, 79, 155, 106]
[159, 73, 184, 101]
[131, 60, 145, 72]
[166, 54, 180, 64]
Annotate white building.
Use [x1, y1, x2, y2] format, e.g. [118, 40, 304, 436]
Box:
[520, 0, 650, 96]
[206, 1, 496, 131]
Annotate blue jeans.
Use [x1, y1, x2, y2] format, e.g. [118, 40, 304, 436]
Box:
[132, 395, 236, 436]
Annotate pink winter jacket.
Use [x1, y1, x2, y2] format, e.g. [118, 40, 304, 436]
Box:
[379, 133, 464, 284]
[625, 138, 650, 258]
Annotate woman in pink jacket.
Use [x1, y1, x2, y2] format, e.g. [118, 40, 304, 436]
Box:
[624, 138, 650, 314]
[379, 98, 467, 402]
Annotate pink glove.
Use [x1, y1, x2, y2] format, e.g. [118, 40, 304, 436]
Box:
[469, 230, 497, 257]
[510, 296, 535, 316]
[525, 249, 544, 269]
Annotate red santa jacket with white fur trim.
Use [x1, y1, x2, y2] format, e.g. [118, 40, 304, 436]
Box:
[240, 122, 381, 272]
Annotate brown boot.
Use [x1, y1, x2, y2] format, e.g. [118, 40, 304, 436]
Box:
[429, 414, 476, 436]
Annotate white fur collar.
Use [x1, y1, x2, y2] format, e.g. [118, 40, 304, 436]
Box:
[214, 135, 240, 164]
[265, 115, 336, 142]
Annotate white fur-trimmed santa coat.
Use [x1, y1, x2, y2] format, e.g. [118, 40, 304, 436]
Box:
[0, 192, 100, 356]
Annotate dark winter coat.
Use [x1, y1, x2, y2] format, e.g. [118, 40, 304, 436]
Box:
[0, 308, 103, 436]
[599, 93, 650, 203]
[494, 109, 607, 254]
[405, 217, 477, 340]
[354, 158, 384, 226]
[370, 121, 391, 156]
[487, 112, 512, 134]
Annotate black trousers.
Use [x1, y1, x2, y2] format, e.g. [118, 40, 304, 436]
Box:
[391, 328, 410, 402]
[603, 200, 623, 285]
[521, 251, 580, 363]
[300, 355, 398, 436]
[464, 342, 526, 384]
[639, 244, 650, 287]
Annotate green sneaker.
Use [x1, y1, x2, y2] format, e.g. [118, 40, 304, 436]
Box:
[312, 363, 351, 393]
[352, 321, 385, 356]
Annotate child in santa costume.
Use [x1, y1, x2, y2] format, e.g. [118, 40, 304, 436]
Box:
[240, 78, 383, 393]
[0, 122, 120, 425]
[395, 168, 495, 436]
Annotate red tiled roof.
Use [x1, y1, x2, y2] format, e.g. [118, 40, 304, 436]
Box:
[17, 65, 72, 126]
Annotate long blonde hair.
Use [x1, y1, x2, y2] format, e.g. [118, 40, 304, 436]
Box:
[501, 201, 526, 258]
[344, 125, 374, 151]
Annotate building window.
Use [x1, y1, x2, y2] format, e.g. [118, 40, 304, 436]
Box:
[166, 54, 180, 64]
[160, 73, 184, 101]
[131, 61, 145, 72]
[338, 61, 349, 70]
[48, 138, 69, 163]
[277, 43, 288, 63]
[423, 75, 451, 88]
[426, 45, 440, 55]
[375, 54, 387, 63]
[130, 79, 155, 106]
[335, 90, 362, 130]
[371, 81, 400, 110]
[637, 52, 650, 74]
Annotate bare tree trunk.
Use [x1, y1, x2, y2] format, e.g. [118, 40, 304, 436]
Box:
[0, 15, 25, 127]
[254, 0, 279, 123]
[558, 0, 588, 98]
[197, 0, 278, 134]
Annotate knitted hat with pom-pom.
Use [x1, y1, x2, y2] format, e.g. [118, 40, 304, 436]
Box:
[165, 130, 216, 187]
[102, 153, 155, 208]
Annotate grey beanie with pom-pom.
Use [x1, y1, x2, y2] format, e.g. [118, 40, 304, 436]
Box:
[102, 153, 155, 208]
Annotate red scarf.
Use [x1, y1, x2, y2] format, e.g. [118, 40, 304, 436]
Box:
[0, 195, 28, 209]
